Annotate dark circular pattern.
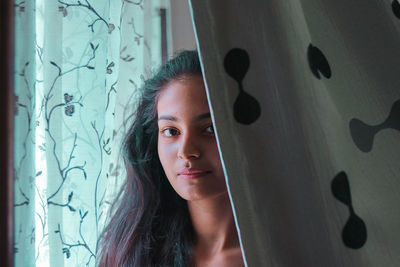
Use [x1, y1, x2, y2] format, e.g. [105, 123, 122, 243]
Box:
[224, 48, 250, 83]
[331, 171, 367, 249]
[392, 0, 400, 19]
[224, 48, 261, 125]
[307, 44, 332, 79]
[350, 99, 400, 152]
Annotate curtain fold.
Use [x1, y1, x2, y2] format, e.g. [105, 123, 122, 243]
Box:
[190, 0, 400, 266]
[13, 1, 166, 266]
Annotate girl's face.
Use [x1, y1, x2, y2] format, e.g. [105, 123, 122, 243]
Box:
[157, 75, 227, 201]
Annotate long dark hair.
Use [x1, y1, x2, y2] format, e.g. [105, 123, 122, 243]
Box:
[98, 50, 202, 266]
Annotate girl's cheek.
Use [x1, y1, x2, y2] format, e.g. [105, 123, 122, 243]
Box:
[162, 142, 179, 156]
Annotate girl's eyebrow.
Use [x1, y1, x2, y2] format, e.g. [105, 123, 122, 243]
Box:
[158, 115, 177, 122]
[158, 112, 211, 122]
[194, 112, 211, 122]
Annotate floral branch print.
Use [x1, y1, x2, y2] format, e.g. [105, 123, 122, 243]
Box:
[106, 61, 114, 74]
[48, 191, 77, 212]
[54, 209, 95, 265]
[58, 0, 109, 32]
[42, 44, 97, 204]
[14, 186, 29, 207]
[124, 0, 143, 5]
[44, 43, 98, 112]
[91, 121, 104, 237]
[46, 134, 87, 208]
[120, 46, 135, 62]
[14, 61, 35, 208]
[36, 42, 44, 64]
[105, 81, 117, 111]
[35, 186, 49, 262]
[14, 0, 161, 265]
[14, 0, 137, 264]
[36, 43, 98, 261]
[127, 17, 143, 45]
[14, 1, 25, 14]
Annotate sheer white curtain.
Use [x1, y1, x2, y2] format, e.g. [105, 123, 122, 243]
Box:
[13, 0, 168, 266]
[190, 0, 400, 266]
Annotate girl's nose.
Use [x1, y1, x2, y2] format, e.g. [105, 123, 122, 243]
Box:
[177, 134, 201, 160]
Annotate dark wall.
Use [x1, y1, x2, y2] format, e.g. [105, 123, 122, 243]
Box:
[0, 0, 14, 266]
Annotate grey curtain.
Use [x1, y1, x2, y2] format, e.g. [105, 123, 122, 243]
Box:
[190, 1, 400, 266]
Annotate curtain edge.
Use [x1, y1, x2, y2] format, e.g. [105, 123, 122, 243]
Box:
[0, 0, 15, 266]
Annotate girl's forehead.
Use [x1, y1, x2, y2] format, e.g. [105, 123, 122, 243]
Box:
[157, 77, 210, 120]
[158, 77, 207, 105]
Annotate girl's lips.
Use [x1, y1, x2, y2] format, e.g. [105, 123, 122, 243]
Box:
[178, 168, 211, 179]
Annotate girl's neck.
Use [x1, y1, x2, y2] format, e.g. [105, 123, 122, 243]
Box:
[188, 192, 240, 253]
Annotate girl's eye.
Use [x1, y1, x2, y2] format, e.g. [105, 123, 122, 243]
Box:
[162, 128, 179, 137]
[205, 125, 214, 134]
